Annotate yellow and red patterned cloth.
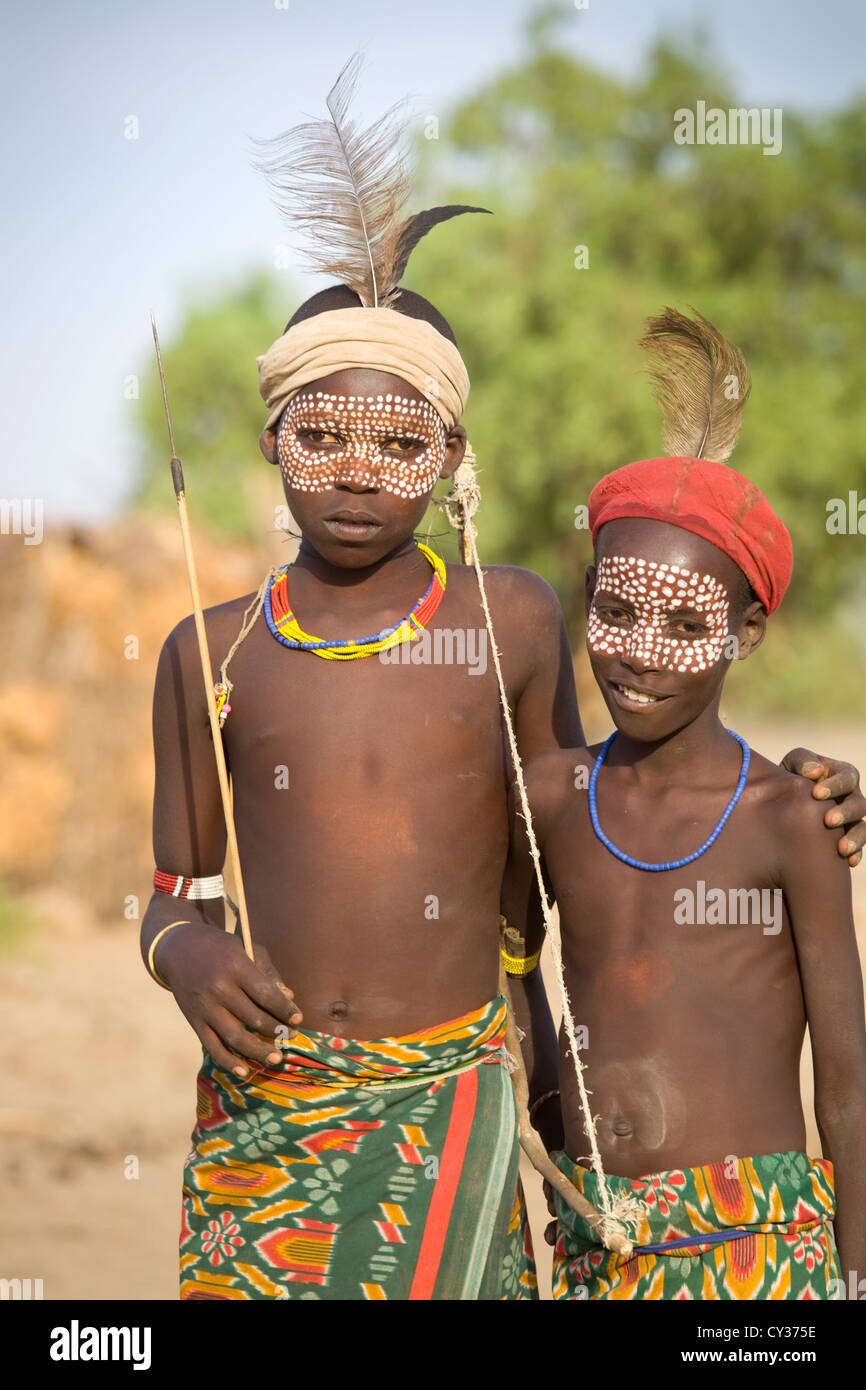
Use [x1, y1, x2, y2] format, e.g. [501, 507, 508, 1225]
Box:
[180, 996, 536, 1300]
[552, 1149, 841, 1300]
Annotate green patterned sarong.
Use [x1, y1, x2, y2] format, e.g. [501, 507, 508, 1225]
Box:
[552, 1150, 841, 1300]
[180, 995, 536, 1300]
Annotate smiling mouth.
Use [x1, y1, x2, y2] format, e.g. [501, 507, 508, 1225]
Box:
[610, 681, 670, 705]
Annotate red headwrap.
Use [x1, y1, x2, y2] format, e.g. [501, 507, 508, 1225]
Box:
[588, 456, 793, 614]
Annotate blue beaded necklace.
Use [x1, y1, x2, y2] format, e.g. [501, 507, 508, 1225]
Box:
[588, 729, 751, 872]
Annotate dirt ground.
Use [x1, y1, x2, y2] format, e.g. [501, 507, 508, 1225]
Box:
[1, 718, 864, 1301]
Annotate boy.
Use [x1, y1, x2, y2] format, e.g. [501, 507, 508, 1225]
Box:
[505, 310, 866, 1299]
[142, 61, 866, 1300]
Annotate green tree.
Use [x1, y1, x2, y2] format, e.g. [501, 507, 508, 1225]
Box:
[134, 6, 866, 710]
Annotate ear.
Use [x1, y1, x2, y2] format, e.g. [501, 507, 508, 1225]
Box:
[731, 600, 767, 661]
[438, 424, 467, 481]
[259, 427, 278, 465]
[584, 563, 598, 619]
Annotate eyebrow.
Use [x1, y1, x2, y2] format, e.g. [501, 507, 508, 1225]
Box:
[294, 416, 432, 434]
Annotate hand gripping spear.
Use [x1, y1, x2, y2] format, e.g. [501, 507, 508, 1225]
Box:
[150, 313, 255, 963]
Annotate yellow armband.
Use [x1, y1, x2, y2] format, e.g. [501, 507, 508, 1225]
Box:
[501, 945, 541, 976]
[499, 916, 541, 976]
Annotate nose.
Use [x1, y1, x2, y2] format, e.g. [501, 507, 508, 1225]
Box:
[621, 620, 661, 673]
[333, 451, 380, 491]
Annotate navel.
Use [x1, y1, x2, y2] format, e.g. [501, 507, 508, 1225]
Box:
[327, 999, 350, 1023]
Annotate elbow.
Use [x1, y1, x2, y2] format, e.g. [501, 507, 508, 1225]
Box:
[815, 1086, 866, 1146]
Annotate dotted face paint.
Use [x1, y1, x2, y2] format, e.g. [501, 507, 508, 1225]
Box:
[277, 391, 447, 499]
[587, 555, 730, 674]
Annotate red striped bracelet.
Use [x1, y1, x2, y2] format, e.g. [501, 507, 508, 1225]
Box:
[153, 870, 224, 900]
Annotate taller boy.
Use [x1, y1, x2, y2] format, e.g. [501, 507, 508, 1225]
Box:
[143, 55, 574, 1300]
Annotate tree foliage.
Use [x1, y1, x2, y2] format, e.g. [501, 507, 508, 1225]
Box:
[134, 7, 866, 709]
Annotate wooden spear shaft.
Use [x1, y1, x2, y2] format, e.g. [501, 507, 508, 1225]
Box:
[150, 314, 255, 962]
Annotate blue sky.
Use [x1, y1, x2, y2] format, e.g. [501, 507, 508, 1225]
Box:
[2, 0, 864, 521]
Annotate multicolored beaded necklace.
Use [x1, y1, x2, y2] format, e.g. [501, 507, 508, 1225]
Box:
[263, 541, 447, 660]
[588, 728, 751, 871]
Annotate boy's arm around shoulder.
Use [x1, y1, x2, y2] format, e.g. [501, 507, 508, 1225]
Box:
[143, 613, 301, 1077]
[778, 775, 866, 1284]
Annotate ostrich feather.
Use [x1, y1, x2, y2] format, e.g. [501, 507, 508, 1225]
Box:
[251, 53, 412, 307]
[638, 307, 752, 462]
[252, 53, 490, 307]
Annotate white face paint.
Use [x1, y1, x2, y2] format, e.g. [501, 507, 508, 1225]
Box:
[277, 391, 447, 499]
[587, 555, 730, 674]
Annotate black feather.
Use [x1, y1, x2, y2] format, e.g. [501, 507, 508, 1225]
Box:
[390, 206, 492, 290]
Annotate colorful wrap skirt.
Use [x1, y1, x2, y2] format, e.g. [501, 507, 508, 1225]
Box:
[552, 1150, 842, 1300]
[180, 995, 537, 1300]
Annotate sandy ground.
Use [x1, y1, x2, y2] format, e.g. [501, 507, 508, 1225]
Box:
[1, 719, 864, 1301]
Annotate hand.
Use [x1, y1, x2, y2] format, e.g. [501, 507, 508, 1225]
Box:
[782, 748, 865, 866]
[156, 922, 303, 1077]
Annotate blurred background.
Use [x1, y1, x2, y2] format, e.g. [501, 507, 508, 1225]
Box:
[1, 0, 864, 1299]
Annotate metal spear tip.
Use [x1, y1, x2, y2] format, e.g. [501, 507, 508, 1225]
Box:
[150, 310, 177, 458]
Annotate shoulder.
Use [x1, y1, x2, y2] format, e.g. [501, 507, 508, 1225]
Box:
[742, 753, 854, 925]
[480, 564, 564, 618]
[744, 748, 838, 856]
[448, 562, 564, 621]
[451, 565, 566, 666]
[160, 590, 264, 660]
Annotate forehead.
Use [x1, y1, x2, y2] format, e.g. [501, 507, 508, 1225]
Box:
[595, 518, 740, 593]
[286, 391, 438, 427]
[295, 367, 425, 407]
[596, 555, 727, 611]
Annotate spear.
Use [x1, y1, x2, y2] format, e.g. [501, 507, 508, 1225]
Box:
[150, 313, 255, 962]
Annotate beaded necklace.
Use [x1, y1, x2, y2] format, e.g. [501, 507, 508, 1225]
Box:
[588, 728, 751, 872]
[263, 541, 447, 660]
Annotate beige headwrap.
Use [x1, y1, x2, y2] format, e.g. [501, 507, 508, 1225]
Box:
[257, 305, 470, 432]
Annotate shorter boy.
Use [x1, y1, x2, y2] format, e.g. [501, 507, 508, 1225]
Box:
[505, 314, 866, 1300]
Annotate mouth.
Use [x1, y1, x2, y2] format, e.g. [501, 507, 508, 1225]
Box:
[323, 511, 383, 541]
[608, 680, 672, 711]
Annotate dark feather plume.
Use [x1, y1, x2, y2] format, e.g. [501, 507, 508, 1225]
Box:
[638, 307, 752, 462]
[251, 53, 491, 307]
[389, 205, 492, 288]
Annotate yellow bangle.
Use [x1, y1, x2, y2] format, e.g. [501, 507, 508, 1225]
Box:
[146, 920, 192, 989]
[501, 944, 541, 976]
